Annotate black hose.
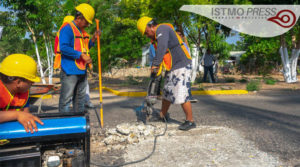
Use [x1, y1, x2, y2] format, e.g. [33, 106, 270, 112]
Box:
[90, 106, 168, 167]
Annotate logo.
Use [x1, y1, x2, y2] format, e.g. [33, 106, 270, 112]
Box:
[180, 5, 300, 37]
[267, 10, 296, 28]
[156, 33, 162, 38]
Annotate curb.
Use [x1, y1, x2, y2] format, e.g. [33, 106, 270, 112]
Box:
[98, 87, 248, 97]
[30, 94, 53, 99]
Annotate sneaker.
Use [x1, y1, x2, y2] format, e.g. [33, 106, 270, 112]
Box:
[189, 98, 198, 103]
[178, 120, 196, 131]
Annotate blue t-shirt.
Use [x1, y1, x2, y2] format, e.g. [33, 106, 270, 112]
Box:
[59, 21, 94, 75]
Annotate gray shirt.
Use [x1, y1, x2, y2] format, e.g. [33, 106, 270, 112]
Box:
[152, 25, 191, 71]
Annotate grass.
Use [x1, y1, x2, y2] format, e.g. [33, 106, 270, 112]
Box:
[246, 80, 261, 91]
[198, 83, 205, 91]
[264, 77, 277, 85]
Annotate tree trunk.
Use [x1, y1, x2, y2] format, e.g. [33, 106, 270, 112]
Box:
[279, 35, 300, 83]
[191, 45, 199, 83]
[43, 34, 51, 84]
[26, 19, 46, 84]
[48, 37, 55, 84]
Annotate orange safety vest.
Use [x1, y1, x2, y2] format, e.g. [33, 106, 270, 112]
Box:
[0, 80, 29, 111]
[53, 21, 92, 70]
[154, 23, 191, 73]
[53, 22, 69, 69]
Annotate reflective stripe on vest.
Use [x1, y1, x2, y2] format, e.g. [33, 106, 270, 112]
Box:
[154, 23, 192, 73]
[53, 22, 69, 69]
[0, 80, 29, 111]
[69, 22, 91, 70]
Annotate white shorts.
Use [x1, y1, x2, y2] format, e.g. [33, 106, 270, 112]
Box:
[163, 64, 192, 104]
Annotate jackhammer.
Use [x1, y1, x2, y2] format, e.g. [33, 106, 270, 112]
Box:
[143, 68, 163, 122]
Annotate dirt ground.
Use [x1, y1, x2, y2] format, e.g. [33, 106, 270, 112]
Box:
[81, 67, 300, 92]
[39, 68, 300, 167]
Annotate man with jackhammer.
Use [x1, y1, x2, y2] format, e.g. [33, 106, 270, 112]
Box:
[58, 3, 100, 113]
[137, 16, 196, 131]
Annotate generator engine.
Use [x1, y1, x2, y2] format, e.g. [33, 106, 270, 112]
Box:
[0, 112, 90, 167]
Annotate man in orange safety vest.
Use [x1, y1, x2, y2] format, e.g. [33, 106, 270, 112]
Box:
[0, 54, 44, 133]
[58, 3, 100, 113]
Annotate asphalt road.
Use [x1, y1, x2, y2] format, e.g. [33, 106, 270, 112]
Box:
[36, 89, 300, 166]
[90, 90, 300, 166]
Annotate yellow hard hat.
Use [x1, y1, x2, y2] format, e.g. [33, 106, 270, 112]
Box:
[75, 3, 95, 24]
[137, 16, 153, 35]
[63, 15, 74, 24]
[0, 54, 40, 83]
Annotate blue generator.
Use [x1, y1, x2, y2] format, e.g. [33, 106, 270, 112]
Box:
[0, 112, 90, 167]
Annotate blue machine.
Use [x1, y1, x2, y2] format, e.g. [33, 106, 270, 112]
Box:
[0, 117, 87, 139]
[0, 113, 90, 167]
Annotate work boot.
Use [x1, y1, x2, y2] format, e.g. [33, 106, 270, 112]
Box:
[178, 120, 196, 131]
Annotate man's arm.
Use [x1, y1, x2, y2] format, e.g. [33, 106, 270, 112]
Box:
[90, 30, 101, 44]
[88, 30, 101, 49]
[152, 27, 169, 68]
[0, 111, 44, 133]
[59, 25, 82, 60]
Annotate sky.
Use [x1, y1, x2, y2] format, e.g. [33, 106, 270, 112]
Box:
[0, 5, 9, 12]
[226, 33, 241, 45]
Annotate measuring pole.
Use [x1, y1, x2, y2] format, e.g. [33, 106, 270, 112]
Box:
[95, 19, 104, 128]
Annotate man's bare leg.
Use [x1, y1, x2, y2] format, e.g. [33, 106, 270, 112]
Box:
[181, 101, 193, 122]
[160, 98, 171, 118]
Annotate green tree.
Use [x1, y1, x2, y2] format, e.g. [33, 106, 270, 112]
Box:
[0, 11, 29, 60]
[89, 0, 150, 72]
[239, 35, 281, 75]
[239, 0, 300, 82]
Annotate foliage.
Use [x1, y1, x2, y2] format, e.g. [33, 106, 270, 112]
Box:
[89, 0, 150, 71]
[238, 0, 300, 76]
[0, 11, 29, 60]
[264, 77, 277, 85]
[246, 79, 261, 91]
[239, 36, 281, 75]
[1, 0, 64, 64]
[2, 0, 298, 78]
[239, 77, 248, 83]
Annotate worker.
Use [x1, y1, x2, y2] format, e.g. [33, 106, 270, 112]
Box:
[137, 16, 196, 131]
[58, 3, 100, 113]
[0, 54, 44, 133]
[54, 15, 75, 70]
[54, 15, 94, 109]
[202, 47, 216, 83]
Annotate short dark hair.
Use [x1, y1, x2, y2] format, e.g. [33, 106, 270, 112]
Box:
[147, 19, 157, 27]
[206, 47, 211, 54]
[0, 73, 17, 84]
[175, 29, 183, 35]
[75, 11, 84, 20]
